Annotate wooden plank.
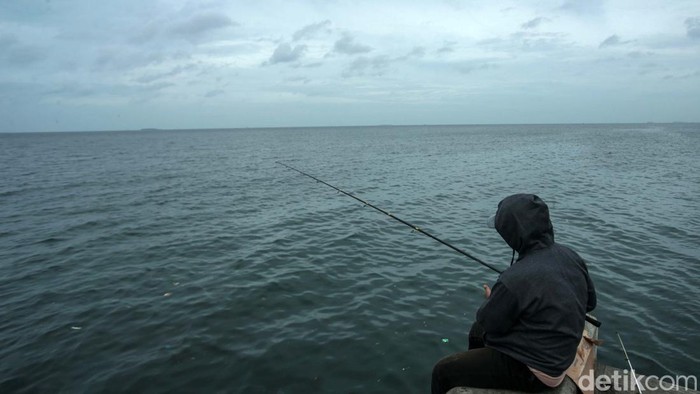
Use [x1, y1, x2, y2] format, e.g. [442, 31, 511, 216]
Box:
[447, 375, 578, 394]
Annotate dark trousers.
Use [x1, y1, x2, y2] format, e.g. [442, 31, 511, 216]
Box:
[431, 322, 549, 394]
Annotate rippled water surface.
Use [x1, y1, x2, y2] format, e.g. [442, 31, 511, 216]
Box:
[1, 124, 699, 393]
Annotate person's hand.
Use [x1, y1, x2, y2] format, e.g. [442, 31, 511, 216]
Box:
[483, 284, 491, 298]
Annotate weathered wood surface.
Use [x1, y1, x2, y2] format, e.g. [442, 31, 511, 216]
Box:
[446, 373, 577, 394]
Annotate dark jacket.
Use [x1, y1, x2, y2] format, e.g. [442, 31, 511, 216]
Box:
[476, 194, 596, 376]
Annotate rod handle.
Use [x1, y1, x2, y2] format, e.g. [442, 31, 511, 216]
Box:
[586, 315, 601, 327]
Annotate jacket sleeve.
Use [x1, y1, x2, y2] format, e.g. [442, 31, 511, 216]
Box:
[476, 281, 521, 334]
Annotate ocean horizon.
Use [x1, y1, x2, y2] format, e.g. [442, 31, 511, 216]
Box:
[3, 121, 699, 134]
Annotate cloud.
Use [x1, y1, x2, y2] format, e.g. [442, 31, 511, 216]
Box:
[268, 43, 307, 64]
[293, 20, 331, 41]
[204, 89, 225, 98]
[342, 55, 390, 77]
[6, 47, 44, 65]
[128, 12, 236, 45]
[437, 41, 457, 54]
[45, 84, 96, 99]
[456, 61, 496, 74]
[129, 23, 160, 44]
[663, 70, 700, 80]
[686, 17, 700, 39]
[3, 0, 700, 132]
[626, 51, 654, 59]
[93, 50, 167, 71]
[141, 82, 175, 92]
[599, 35, 621, 48]
[333, 34, 372, 55]
[170, 12, 235, 37]
[285, 76, 311, 84]
[518, 33, 569, 52]
[479, 32, 569, 53]
[134, 64, 197, 84]
[408, 46, 426, 57]
[301, 62, 323, 68]
[341, 47, 425, 77]
[598, 34, 632, 48]
[559, 0, 605, 15]
[0, 33, 44, 66]
[0, 34, 17, 49]
[45, 80, 174, 101]
[396, 46, 426, 61]
[521, 17, 546, 30]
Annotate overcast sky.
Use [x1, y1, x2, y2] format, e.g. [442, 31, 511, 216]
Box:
[1, 0, 699, 132]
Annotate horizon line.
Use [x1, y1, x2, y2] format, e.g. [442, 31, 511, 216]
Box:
[1, 121, 698, 134]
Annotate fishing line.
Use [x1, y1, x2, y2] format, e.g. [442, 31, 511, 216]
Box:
[277, 161, 502, 274]
[617, 332, 644, 394]
[277, 161, 601, 328]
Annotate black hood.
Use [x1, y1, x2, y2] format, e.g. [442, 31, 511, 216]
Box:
[494, 194, 554, 255]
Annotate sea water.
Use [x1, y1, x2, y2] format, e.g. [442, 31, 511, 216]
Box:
[1, 124, 698, 393]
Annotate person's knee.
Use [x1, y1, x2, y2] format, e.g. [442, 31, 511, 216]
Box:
[431, 358, 449, 394]
[432, 354, 463, 391]
[433, 353, 460, 374]
[431, 357, 446, 381]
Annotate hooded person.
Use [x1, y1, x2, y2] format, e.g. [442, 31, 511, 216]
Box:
[431, 194, 596, 394]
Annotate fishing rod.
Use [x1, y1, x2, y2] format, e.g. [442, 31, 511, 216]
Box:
[277, 161, 502, 273]
[277, 161, 602, 328]
[617, 332, 644, 394]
